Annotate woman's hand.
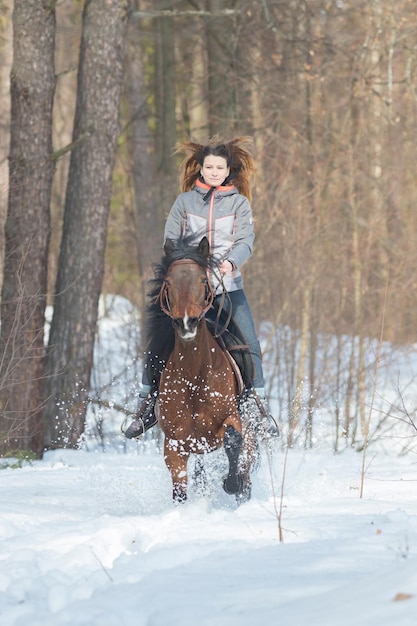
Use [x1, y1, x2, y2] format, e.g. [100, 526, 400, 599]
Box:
[219, 259, 234, 275]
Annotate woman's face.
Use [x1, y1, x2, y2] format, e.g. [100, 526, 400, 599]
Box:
[201, 155, 230, 187]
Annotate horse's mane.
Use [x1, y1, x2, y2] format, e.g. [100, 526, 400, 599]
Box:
[144, 237, 217, 387]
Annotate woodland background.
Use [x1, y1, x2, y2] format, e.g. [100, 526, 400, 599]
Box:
[1, 0, 417, 457]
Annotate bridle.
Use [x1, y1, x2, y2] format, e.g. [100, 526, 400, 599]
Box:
[158, 258, 215, 321]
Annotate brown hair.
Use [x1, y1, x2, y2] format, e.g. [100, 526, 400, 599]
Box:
[174, 136, 255, 201]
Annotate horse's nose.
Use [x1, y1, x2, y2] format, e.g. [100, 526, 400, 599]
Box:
[172, 316, 199, 339]
[172, 318, 182, 332]
[187, 317, 199, 330]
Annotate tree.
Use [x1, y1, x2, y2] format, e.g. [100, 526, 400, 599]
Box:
[0, 0, 13, 289]
[205, 0, 238, 136]
[43, 0, 129, 449]
[0, 0, 56, 457]
[3, 0, 417, 453]
[125, 0, 157, 317]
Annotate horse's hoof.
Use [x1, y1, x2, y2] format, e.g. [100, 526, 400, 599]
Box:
[173, 487, 187, 504]
[223, 473, 244, 495]
[235, 481, 252, 504]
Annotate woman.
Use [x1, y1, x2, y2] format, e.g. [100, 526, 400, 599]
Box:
[124, 136, 277, 439]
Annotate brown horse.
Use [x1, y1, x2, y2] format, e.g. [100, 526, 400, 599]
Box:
[154, 236, 256, 504]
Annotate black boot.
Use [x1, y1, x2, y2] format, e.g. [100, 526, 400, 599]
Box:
[122, 392, 158, 439]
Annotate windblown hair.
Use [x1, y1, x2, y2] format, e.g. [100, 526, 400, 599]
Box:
[175, 136, 255, 201]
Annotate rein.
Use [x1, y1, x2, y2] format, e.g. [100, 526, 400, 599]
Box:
[210, 281, 232, 337]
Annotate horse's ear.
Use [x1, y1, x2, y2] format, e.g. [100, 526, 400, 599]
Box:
[198, 236, 210, 257]
[164, 238, 175, 257]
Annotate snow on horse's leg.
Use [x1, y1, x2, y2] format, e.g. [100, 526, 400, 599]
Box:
[222, 425, 244, 496]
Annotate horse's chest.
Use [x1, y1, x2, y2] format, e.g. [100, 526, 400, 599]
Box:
[159, 364, 235, 411]
[158, 349, 238, 439]
[162, 346, 231, 390]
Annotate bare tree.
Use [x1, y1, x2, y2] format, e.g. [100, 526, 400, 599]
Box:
[3, 0, 417, 453]
[124, 0, 160, 339]
[0, 0, 56, 457]
[205, 0, 238, 136]
[0, 0, 13, 290]
[44, 0, 129, 449]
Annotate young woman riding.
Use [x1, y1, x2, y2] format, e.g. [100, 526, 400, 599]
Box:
[124, 136, 278, 439]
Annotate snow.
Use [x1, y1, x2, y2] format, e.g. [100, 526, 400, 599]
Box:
[1, 296, 417, 625]
[1, 448, 417, 625]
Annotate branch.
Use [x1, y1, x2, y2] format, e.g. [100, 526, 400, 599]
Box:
[88, 396, 132, 416]
[132, 9, 239, 19]
[50, 132, 92, 162]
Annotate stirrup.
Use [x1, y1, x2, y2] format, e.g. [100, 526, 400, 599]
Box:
[121, 393, 158, 439]
[121, 415, 145, 439]
[122, 412, 158, 439]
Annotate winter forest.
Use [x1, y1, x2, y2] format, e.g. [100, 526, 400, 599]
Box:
[1, 0, 417, 459]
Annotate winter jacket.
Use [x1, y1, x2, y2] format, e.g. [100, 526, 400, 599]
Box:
[164, 178, 255, 293]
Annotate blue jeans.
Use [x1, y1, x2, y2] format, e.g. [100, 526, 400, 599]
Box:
[206, 289, 264, 389]
[142, 289, 264, 391]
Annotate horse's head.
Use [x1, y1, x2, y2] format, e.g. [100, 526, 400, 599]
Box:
[160, 237, 214, 342]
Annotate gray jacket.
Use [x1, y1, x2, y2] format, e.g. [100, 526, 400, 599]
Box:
[164, 179, 255, 293]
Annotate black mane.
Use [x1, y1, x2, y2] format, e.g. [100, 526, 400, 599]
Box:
[143, 238, 217, 388]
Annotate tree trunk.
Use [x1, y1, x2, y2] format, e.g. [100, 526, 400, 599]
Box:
[126, 0, 159, 335]
[44, 0, 129, 449]
[0, 0, 56, 457]
[205, 0, 236, 136]
[188, 28, 209, 141]
[0, 1, 13, 293]
[155, 1, 176, 177]
[288, 285, 310, 446]
[153, 0, 177, 236]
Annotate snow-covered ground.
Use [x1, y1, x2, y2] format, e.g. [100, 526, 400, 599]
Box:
[0, 446, 416, 625]
[1, 296, 417, 625]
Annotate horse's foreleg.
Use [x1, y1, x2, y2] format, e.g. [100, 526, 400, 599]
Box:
[193, 455, 208, 497]
[164, 442, 189, 504]
[222, 425, 244, 495]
